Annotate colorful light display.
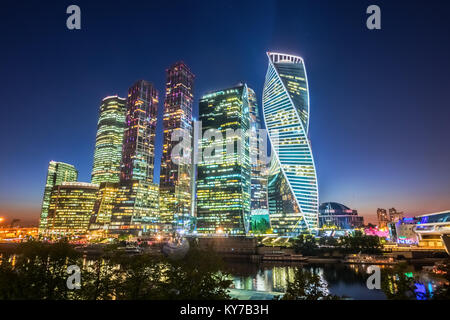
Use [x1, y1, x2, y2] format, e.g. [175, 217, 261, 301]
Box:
[262, 52, 319, 236]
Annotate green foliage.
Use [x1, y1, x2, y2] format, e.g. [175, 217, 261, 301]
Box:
[0, 240, 81, 299]
[0, 241, 232, 300]
[280, 267, 339, 300]
[338, 233, 382, 254]
[318, 236, 338, 247]
[163, 247, 232, 300]
[292, 235, 318, 256]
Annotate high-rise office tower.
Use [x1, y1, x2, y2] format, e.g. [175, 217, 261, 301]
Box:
[121, 80, 159, 183]
[39, 161, 78, 234]
[248, 87, 269, 233]
[159, 62, 195, 232]
[91, 96, 127, 184]
[262, 52, 319, 236]
[47, 182, 99, 236]
[197, 84, 252, 235]
[111, 80, 159, 234]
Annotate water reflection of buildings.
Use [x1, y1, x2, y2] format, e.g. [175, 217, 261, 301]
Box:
[232, 264, 329, 293]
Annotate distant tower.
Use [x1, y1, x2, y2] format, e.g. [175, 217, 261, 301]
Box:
[39, 161, 78, 234]
[121, 80, 159, 183]
[196, 83, 252, 235]
[91, 95, 127, 184]
[377, 208, 389, 229]
[159, 62, 195, 233]
[263, 52, 319, 236]
[389, 208, 404, 223]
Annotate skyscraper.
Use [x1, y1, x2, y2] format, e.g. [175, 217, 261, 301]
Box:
[196, 84, 252, 235]
[47, 182, 99, 236]
[39, 161, 78, 234]
[110, 80, 160, 234]
[121, 80, 159, 183]
[159, 62, 195, 232]
[248, 87, 269, 232]
[91, 95, 127, 184]
[262, 52, 319, 236]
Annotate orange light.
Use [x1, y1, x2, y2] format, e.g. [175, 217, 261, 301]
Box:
[0, 217, 4, 223]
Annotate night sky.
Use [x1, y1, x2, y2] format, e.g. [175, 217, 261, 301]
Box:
[1, 0, 449, 225]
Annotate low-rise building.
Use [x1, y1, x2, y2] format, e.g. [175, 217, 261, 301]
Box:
[319, 202, 364, 230]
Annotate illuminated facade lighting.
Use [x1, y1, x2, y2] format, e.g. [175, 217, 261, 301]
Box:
[47, 182, 99, 236]
[248, 87, 269, 232]
[121, 80, 158, 183]
[91, 95, 127, 184]
[90, 182, 120, 230]
[159, 62, 195, 233]
[109, 180, 160, 234]
[262, 52, 319, 235]
[39, 161, 78, 234]
[196, 84, 252, 235]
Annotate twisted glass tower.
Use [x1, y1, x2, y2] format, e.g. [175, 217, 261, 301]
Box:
[262, 52, 319, 236]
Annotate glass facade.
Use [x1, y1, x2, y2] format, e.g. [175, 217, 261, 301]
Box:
[39, 161, 78, 234]
[318, 202, 364, 229]
[159, 62, 195, 233]
[47, 182, 98, 236]
[110, 180, 160, 234]
[121, 80, 158, 183]
[418, 211, 450, 224]
[196, 84, 252, 235]
[262, 52, 319, 236]
[248, 87, 269, 214]
[91, 96, 127, 184]
[90, 182, 120, 230]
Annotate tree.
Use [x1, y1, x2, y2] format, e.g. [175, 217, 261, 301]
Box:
[0, 241, 234, 300]
[163, 247, 232, 300]
[0, 240, 82, 299]
[76, 258, 119, 300]
[292, 235, 318, 256]
[338, 233, 382, 254]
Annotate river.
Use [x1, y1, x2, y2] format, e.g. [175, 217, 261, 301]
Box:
[224, 260, 443, 300]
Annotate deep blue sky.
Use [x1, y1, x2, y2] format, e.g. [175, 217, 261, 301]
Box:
[1, 0, 449, 225]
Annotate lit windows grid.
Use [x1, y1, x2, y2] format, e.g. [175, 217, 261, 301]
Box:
[197, 85, 251, 235]
[263, 52, 319, 234]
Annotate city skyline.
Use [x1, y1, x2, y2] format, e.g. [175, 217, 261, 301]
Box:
[1, 1, 450, 226]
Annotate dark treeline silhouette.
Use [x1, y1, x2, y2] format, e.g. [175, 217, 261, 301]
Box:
[0, 240, 232, 300]
[291, 231, 383, 256]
